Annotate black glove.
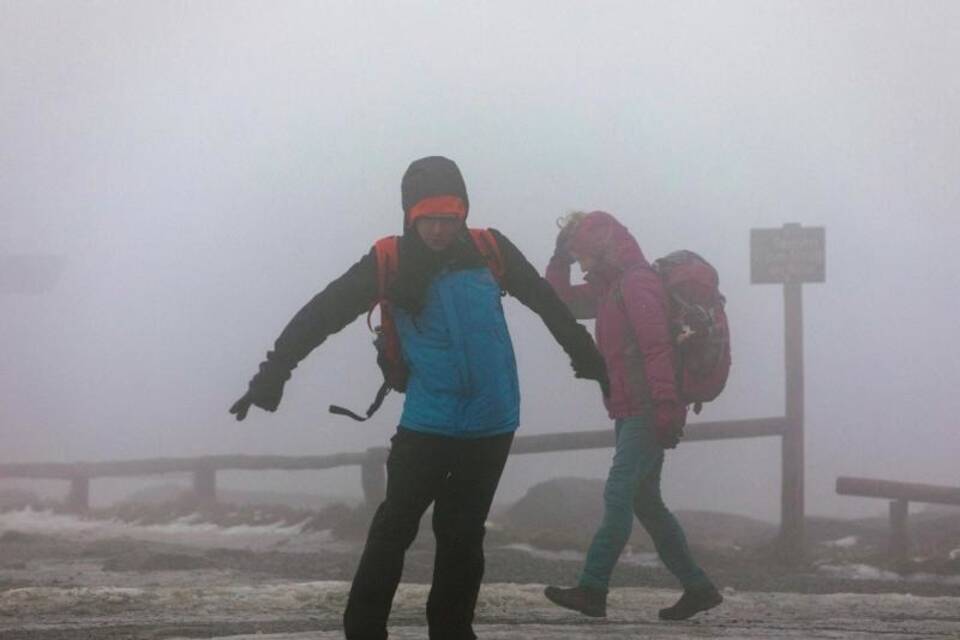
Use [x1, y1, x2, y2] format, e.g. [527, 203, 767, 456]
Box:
[572, 351, 610, 398]
[553, 223, 577, 265]
[653, 402, 687, 449]
[229, 360, 290, 421]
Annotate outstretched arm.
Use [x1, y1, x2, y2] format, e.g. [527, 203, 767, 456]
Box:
[489, 229, 608, 396]
[230, 249, 379, 420]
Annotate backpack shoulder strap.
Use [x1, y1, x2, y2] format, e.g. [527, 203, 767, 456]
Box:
[468, 228, 506, 284]
[372, 236, 401, 298]
[610, 266, 650, 312]
[376, 230, 505, 290]
[329, 237, 404, 422]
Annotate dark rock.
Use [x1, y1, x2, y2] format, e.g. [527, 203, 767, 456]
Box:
[0, 530, 37, 544]
[102, 552, 218, 572]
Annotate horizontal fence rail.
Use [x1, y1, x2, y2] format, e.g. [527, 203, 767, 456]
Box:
[511, 417, 788, 454]
[836, 476, 960, 507]
[0, 452, 371, 480]
[0, 417, 787, 514]
[0, 417, 786, 480]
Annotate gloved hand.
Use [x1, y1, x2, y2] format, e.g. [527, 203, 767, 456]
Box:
[553, 222, 577, 265]
[653, 401, 687, 449]
[572, 350, 610, 398]
[229, 360, 290, 421]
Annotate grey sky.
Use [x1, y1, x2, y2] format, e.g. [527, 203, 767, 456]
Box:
[2, 1, 958, 520]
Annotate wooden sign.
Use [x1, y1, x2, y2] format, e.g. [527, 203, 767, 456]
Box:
[751, 224, 825, 284]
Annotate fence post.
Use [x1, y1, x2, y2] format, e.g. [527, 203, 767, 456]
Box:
[66, 476, 90, 513]
[193, 466, 218, 508]
[889, 499, 909, 568]
[362, 447, 388, 508]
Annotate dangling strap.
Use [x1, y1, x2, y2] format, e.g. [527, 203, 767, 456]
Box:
[329, 382, 392, 422]
[330, 237, 401, 422]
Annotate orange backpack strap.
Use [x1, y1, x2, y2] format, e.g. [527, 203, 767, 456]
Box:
[373, 236, 401, 297]
[329, 236, 407, 421]
[368, 236, 401, 331]
[468, 228, 506, 285]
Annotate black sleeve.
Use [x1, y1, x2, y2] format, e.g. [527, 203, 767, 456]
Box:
[261, 248, 379, 375]
[489, 229, 602, 368]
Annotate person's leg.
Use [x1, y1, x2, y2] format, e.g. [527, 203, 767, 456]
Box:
[545, 417, 658, 616]
[631, 424, 722, 620]
[426, 432, 513, 640]
[576, 417, 652, 590]
[343, 428, 447, 640]
[632, 437, 711, 589]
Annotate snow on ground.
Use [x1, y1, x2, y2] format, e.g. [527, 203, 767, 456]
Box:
[0, 507, 346, 553]
[4, 581, 960, 639]
[173, 627, 960, 640]
[498, 543, 661, 568]
[0, 581, 940, 640]
[0, 580, 349, 620]
[0, 581, 960, 640]
[817, 563, 960, 586]
[4, 508, 960, 638]
[822, 535, 859, 548]
[7, 507, 960, 590]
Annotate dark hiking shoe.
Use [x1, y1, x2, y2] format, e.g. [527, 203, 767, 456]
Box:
[658, 584, 723, 621]
[543, 585, 607, 617]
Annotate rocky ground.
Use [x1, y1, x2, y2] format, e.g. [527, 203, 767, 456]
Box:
[1, 478, 958, 639]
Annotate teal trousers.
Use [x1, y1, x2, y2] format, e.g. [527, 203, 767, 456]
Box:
[578, 415, 711, 591]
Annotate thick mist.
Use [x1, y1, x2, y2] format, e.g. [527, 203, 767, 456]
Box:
[2, 1, 958, 521]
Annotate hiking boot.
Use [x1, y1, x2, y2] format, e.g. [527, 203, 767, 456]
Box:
[658, 584, 723, 621]
[543, 585, 607, 617]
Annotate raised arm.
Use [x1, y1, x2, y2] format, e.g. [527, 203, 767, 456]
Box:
[489, 229, 608, 395]
[545, 255, 600, 320]
[543, 221, 600, 319]
[230, 249, 379, 420]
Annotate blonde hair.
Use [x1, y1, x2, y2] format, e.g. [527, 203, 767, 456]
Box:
[556, 210, 588, 231]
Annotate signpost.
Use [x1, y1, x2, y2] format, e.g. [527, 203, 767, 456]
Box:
[751, 226, 825, 285]
[751, 223, 825, 557]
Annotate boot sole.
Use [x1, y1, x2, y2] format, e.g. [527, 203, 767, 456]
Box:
[543, 590, 606, 618]
[658, 592, 724, 621]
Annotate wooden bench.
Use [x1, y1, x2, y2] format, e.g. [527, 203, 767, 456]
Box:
[836, 476, 960, 566]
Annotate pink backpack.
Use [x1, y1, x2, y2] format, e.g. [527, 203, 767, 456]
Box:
[652, 251, 731, 414]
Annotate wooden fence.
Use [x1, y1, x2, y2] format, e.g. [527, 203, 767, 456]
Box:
[0, 416, 787, 520]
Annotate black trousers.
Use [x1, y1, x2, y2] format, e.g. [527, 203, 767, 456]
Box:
[343, 427, 514, 640]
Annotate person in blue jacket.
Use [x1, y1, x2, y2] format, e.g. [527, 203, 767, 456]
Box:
[229, 156, 608, 640]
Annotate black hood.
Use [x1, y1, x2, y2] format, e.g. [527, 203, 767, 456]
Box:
[401, 156, 469, 228]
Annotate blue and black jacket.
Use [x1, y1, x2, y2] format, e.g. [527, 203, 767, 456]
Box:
[246, 229, 604, 438]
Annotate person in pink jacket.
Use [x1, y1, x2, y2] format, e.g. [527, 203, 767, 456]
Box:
[543, 210, 722, 621]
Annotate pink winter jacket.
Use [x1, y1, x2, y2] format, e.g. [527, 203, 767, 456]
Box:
[545, 214, 679, 419]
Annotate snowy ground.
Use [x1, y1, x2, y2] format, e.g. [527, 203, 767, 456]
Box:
[4, 582, 960, 639]
[2, 507, 960, 639]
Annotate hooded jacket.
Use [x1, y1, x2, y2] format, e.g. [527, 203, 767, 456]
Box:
[546, 211, 680, 418]
[244, 157, 605, 436]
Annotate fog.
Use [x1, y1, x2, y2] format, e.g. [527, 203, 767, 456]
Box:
[2, 1, 958, 522]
